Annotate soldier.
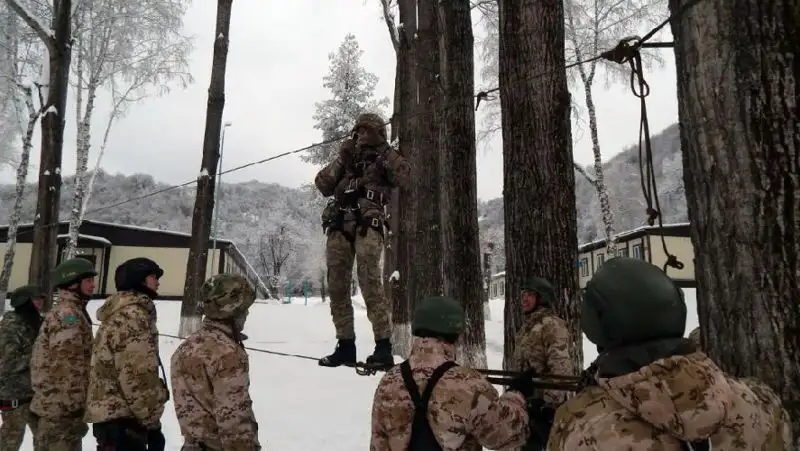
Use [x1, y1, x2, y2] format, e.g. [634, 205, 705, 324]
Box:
[370, 296, 533, 450]
[314, 113, 410, 369]
[0, 285, 45, 450]
[30, 257, 97, 451]
[171, 274, 261, 451]
[549, 257, 793, 450]
[85, 257, 169, 451]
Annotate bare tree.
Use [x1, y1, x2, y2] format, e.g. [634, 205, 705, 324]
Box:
[670, 0, 799, 442]
[256, 226, 295, 298]
[179, 0, 232, 337]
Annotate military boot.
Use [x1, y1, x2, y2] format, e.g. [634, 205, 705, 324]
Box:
[365, 338, 394, 367]
[318, 339, 357, 367]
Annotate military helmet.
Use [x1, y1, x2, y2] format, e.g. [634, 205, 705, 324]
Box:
[201, 274, 256, 320]
[581, 257, 686, 351]
[411, 296, 465, 337]
[521, 277, 555, 306]
[9, 285, 45, 308]
[115, 257, 164, 291]
[352, 113, 387, 141]
[52, 258, 98, 288]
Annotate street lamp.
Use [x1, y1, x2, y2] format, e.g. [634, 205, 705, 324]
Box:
[211, 121, 232, 275]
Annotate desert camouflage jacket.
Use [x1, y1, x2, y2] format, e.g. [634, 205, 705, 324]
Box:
[30, 291, 93, 418]
[370, 337, 529, 450]
[171, 319, 261, 451]
[549, 351, 793, 450]
[511, 307, 575, 406]
[0, 311, 38, 399]
[84, 291, 168, 428]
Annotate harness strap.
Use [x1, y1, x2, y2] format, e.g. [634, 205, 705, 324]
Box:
[682, 439, 711, 451]
[400, 360, 458, 451]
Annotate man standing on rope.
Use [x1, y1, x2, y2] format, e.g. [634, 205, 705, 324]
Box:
[30, 258, 97, 451]
[314, 113, 410, 369]
[85, 257, 169, 451]
[171, 274, 261, 451]
[370, 296, 534, 450]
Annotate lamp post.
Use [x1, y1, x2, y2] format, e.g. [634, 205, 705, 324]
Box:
[211, 121, 232, 275]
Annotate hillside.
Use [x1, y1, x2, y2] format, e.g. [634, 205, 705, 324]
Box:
[0, 122, 686, 282]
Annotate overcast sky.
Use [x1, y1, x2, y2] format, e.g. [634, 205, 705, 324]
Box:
[0, 0, 680, 202]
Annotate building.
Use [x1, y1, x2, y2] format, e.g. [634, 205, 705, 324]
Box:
[488, 222, 696, 296]
[0, 219, 269, 299]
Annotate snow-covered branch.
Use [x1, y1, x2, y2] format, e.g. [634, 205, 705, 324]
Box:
[573, 162, 598, 186]
[378, 0, 399, 53]
[2, 0, 53, 45]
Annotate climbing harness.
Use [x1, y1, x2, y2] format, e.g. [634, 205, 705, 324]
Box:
[400, 360, 458, 450]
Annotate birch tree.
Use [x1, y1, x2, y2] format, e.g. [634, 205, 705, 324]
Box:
[63, 0, 193, 259]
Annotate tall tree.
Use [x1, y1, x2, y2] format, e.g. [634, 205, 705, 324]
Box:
[179, 0, 232, 337]
[304, 33, 389, 167]
[670, 0, 799, 442]
[438, 0, 486, 367]
[3, 0, 73, 303]
[499, 0, 582, 370]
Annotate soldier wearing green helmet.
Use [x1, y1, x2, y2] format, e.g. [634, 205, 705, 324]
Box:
[29, 258, 97, 450]
[548, 257, 792, 450]
[170, 274, 261, 449]
[370, 296, 532, 449]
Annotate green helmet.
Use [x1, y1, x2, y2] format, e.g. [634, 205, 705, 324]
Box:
[352, 113, 387, 141]
[411, 296, 465, 337]
[521, 277, 555, 306]
[52, 258, 98, 288]
[201, 274, 256, 320]
[9, 285, 45, 308]
[581, 257, 686, 350]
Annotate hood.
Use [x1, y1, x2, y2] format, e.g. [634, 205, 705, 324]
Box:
[599, 351, 733, 441]
[97, 291, 154, 322]
[203, 318, 249, 341]
[408, 336, 456, 368]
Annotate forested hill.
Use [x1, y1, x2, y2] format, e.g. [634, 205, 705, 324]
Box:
[0, 122, 686, 281]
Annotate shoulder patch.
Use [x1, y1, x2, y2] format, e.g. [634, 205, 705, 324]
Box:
[62, 314, 79, 326]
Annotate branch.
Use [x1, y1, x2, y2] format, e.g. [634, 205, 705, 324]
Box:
[3, 0, 53, 46]
[378, 0, 399, 53]
[573, 162, 599, 187]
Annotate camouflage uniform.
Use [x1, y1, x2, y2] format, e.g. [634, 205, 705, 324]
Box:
[687, 326, 701, 348]
[549, 257, 794, 450]
[511, 278, 575, 407]
[371, 296, 530, 450]
[0, 286, 44, 450]
[315, 113, 411, 368]
[171, 274, 261, 451]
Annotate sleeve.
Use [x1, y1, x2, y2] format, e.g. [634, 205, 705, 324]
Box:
[115, 311, 167, 428]
[210, 350, 260, 450]
[369, 377, 390, 450]
[314, 158, 345, 197]
[542, 320, 576, 406]
[467, 380, 529, 449]
[382, 148, 410, 189]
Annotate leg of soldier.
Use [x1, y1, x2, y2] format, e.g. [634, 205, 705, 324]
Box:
[318, 229, 358, 367]
[34, 416, 88, 451]
[355, 228, 393, 366]
[0, 404, 30, 450]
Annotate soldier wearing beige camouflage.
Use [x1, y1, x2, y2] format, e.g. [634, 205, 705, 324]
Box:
[371, 296, 532, 450]
[314, 113, 411, 369]
[30, 257, 97, 451]
[511, 277, 576, 408]
[171, 274, 261, 451]
[85, 257, 169, 451]
[549, 257, 793, 450]
[0, 285, 45, 450]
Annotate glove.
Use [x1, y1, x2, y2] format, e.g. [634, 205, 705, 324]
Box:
[338, 138, 356, 166]
[507, 368, 537, 398]
[147, 427, 166, 451]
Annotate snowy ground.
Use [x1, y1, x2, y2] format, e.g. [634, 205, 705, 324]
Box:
[4, 289, 698, 450]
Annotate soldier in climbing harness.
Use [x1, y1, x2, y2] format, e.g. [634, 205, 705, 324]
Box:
[171, 274, 261, 451]
[314, 113, 410, 369]
[548, 257, 793, 450]
[370, 296, 533, 450]
[0, 285, 46, 450]
[85, 258, 169, 451]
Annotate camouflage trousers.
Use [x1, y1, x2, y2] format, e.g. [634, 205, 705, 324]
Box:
[326, 226, 391, 341]
[33, 415, 87, 451]
[0, 402, 37, 450]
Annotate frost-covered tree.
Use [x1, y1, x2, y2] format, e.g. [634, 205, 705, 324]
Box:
[303, 33, 389, 167]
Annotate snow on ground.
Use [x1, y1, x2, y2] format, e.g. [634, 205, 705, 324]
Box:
[5, 289, 698, 450]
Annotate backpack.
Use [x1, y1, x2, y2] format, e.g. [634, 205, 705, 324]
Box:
[399, 360, 458, 451]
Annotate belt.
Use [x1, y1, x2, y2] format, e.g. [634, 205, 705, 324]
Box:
[0, 398, 32, 410]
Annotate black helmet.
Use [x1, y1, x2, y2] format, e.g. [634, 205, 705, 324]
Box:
[115, 257, 164, 291]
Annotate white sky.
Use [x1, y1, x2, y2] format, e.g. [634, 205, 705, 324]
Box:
[0, 0, 680, 202]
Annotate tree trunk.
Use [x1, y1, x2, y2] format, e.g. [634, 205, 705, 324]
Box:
[65, 82, 98, 259]
[390, 0, 417, 358]
[670, 0, 799, 442]
[437, 0, 486, 368]
[179, 0, 232, 337]
[498, 0, 582, 370]
[27, 0, 71, 307]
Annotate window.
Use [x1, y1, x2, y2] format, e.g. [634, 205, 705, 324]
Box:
[618, 247, 629, 257]
[579, 257, 590, 277]
[632, 244, 644, 260]
[596, 253, 605, 267]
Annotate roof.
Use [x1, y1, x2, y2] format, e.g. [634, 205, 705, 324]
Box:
[578, 222, 690, 253]
[56, 233, 112, 246]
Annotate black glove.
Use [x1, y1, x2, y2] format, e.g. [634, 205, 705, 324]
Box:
[147, 427, 166, 451]
[507, 368, 537, 398]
